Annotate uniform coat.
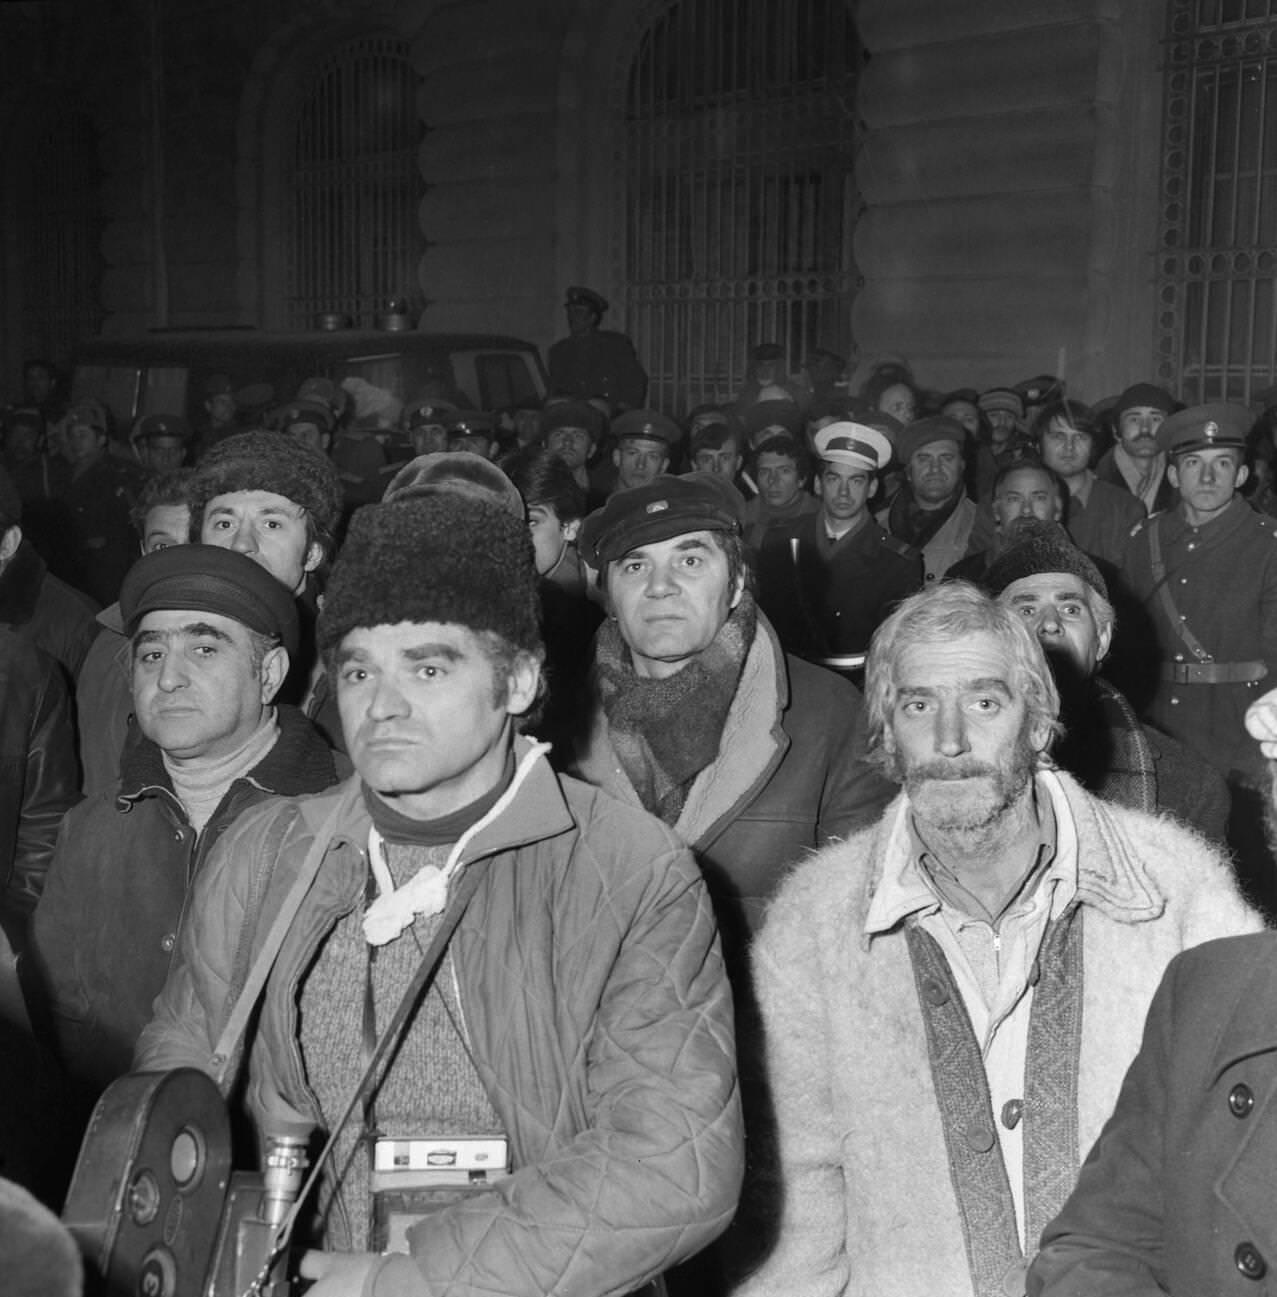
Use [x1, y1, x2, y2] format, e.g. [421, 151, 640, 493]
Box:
[754, 512, 922, 659]
[1032, 931, 1277, 1297]
[741, 772, 1261, 1297]
[1119, 496, 1277, 781]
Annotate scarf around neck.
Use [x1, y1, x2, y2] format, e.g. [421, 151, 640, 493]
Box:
[594, 592, 757, 824]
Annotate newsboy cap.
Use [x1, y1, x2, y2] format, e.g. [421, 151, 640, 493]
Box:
[579, 472, 744, 568]
[119, 544, 299, 657]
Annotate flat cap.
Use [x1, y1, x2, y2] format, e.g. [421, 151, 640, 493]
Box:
[565, 286, 608, 315]
[381, 452, 525, 517]
[898, 415, 967, 462]
[131, 413, 192, 444]
[119, 543, 299, 658]
[542, 400, 605, 439]
[1115, 383, 1175, 418]
[814, 422, 892, 471]
[579, 472, 743, 567]
[1156, 402, 1252, 456]
[985, 518, 1108, 601]
[612, 408, 682, 447]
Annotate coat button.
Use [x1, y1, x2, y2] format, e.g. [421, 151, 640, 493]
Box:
[1229, 1083, 1255, 1118]
[1001, 1099, 1023, 1130]
[964, 1120, 995, 1152]
[922, 978, 949, 1006]
[1000, 1261, 1027, 1296]
[1236, 1242, 1267, 1280]
[160, 932, 176, 953]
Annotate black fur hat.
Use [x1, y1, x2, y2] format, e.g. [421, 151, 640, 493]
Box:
[319, 494, 542, 660]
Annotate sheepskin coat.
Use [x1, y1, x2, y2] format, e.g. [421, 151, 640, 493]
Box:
[741, 769, 1263, 1297]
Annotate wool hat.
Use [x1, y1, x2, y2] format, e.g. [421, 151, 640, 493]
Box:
[813, 422, 892, 471]
[1156, 402, 1252, 457]
[985, 519, 1108, 601]
[897, 415, 967, 462]
[978, 388, 1024, 420]
[579, 472, 744, 568]
[119, 543, 300, 657]
[1115, 383, 1176, 419]
[381, 452, 525, 517]
[189, 430, 343, 542]
[319, 495, 541, 660]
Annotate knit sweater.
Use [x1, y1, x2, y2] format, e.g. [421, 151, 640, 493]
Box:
[740, 770, 1262, 1297]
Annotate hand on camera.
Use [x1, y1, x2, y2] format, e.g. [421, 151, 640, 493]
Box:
[298, 1249, 381, 1295]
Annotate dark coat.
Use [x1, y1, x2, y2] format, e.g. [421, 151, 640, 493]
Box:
[59, 452, 144, 606]
[1065, 474, 1146, 570]
[547, 329, 648, 409]
[754, 512, 923, 659]
[0, 540, 99, 682]
[28, 705, 337, 1092]
[1031, 931, 1277, 1297]
[1119, 496, 1277, 781]
[0, 631, 79, 946]
[1095, 447, 1177, 516]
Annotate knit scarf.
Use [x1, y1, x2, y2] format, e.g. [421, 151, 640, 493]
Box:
[595, 592, 757, 824]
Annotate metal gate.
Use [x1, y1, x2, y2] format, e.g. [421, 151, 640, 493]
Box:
[1158, 0, 1277, 402]
[285, 36, 423, 329]
[619, 0, 860, 415]
[19, 110, 103, 367]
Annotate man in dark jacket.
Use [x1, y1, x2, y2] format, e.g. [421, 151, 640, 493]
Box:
[573, 472, 896, 1293]
[547, 285, 648, 411]
[756, 422, 922, 661]
[135, 493, 741, 1296]
[0, 466, 98, 682]
[30, 545, 338, 1095]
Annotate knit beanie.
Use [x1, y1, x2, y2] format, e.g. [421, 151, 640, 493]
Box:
[319, 494, 542, 660]
[190, 430, 343, 542]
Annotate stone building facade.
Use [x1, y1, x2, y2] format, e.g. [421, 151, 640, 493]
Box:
[0, 0, 1266, 412]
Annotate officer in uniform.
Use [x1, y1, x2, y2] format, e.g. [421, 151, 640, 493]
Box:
[755, 422, 923, 664]
[547, 286, 648, 412]
[1119, 402, 1277, 900]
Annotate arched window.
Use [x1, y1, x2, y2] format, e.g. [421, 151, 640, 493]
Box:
[284, 36, 423, 329]
[1158, 1, 1277, 402]
[19, 109, 102, 365]
[621, 0, 860, 413]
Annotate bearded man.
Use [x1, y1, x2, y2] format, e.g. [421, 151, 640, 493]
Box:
[740, 581, 1261, 1297]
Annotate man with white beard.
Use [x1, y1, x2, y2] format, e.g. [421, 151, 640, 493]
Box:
[740, 581, 1260, 1297]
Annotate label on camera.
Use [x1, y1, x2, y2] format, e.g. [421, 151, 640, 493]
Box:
[373, 1136, 509, 1173]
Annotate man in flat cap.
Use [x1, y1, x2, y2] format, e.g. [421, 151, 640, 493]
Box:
[575, 472, 894, 1289]
[756, 421, 922, 662]
[1096, 382, 1178, 515]
[878, 415, 994, 581]
[1119, 402, 1277, 897]
[136, 492, 741, 1296]
[29, 545, 338, 1097]
[547, 285, 648, 411]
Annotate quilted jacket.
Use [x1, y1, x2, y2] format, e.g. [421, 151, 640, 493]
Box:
[135, 737, 743, 1297]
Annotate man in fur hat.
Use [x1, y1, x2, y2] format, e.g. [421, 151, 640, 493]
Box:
[136, 493, 742, 1296]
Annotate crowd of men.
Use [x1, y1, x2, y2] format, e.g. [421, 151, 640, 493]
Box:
[3, 291, 1277, 1296]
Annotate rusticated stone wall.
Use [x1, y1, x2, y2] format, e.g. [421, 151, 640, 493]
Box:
[854, 0, 1165, 401]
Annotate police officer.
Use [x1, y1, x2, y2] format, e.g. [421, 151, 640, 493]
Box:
[755, 421, 922, 662]
[547, 286, 648, 412]
[1119, 402, 1277, 902]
